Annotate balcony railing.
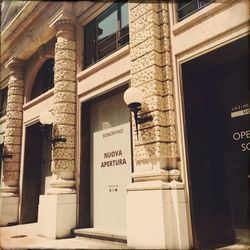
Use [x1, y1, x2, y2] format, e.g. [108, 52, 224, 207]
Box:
[97, 24, 129, 60]
[85, 24, 129, 68]
[177, 0, 213, 21]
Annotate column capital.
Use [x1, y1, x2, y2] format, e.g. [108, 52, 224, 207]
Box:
[5, 57, 24, 79]
[50, 2, 76, 41]
[54, 19, 76, 40]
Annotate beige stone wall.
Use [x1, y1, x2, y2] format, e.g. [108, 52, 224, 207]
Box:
[129, 1, 180, 182]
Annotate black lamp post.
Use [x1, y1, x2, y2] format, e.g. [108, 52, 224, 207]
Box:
[124, 87, 153, 140]
[0, 142, 13, 162]
[39, 111, 66, 145]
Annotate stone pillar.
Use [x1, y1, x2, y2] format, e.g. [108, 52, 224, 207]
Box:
[48, 19, 76, 195]
[127, 2, 191, 249]
[38, 3, 77, 239]
[0, 58, 24, 226]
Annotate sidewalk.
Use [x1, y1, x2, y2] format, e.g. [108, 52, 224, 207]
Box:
[1, 223, 249, 250]
[0, 223, 128, 249]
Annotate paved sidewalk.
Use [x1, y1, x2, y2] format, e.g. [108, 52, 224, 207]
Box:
[1, 223, 249, 250]
[0, 223, 128, 249]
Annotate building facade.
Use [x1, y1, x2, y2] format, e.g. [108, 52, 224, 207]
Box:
[0, 1, 249, 249]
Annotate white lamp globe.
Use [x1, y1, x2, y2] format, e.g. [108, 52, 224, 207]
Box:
[39, 111, 54, 125]
[123, 87, 144, 106]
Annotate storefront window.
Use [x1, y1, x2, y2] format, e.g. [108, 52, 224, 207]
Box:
[83, 2, 129, 68]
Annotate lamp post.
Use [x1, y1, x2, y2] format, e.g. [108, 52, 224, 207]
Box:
[123, 87, 153, 140]
[39, 111, 66, 144]
[0, 136, 13, 161]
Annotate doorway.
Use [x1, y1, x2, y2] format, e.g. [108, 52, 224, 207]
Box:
[182, 36, 249, 248]
[80, 85, 132, 235]
[21, 123, 52, 223]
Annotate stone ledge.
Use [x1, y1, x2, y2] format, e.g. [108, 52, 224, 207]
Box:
[74, 228, 127, 243]
[127, 180, 184, 191]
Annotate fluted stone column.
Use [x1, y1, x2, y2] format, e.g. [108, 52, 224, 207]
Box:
[127, 2, 191, 249]
[47, 19, 76, 194]
[0, 58, 24, 225]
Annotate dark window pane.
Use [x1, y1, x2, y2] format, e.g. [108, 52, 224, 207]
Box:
[98, 8, 117, 42]
[97, 7, 117, 59]
[0, 87, 8, 117]
[98, 33, 117, 59]
[177, 0, 213, 21]
[120, 25, 129, 46]
[178, 0, 198, 19]
[84, 20, 96, 67]
[31, 58, 54, 100]
[120, 2, 129, 28]
[119, 2, 129, 46]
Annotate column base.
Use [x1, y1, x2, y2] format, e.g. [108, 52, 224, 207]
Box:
[0, 196, 19, 226]
[127, 181, 192, 249]
[37, 194, 76, 239]
[47, 179, 76, 194]
[0, 186, 18, 196]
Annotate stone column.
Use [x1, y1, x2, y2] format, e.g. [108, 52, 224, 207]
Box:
[37, 3, 77, 239]
[127, 2, 191, 249]
[47, 18, 76, 195]
[0, 58, 24, 226]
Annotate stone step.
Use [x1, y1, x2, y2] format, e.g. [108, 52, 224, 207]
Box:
[74, 228, 127, 243]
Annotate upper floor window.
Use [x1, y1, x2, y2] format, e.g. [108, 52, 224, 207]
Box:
[0, 87, 8, 118]
[31, 58, 54, 100]
[84, 2, 129, 68]
[177, 0, 213, 21]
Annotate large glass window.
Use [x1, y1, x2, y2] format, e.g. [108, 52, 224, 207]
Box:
[84, 2, 129, 68]
[31, 58, 54, 100]
[177, 0, 213, 21]
[0, 87, 8, 118]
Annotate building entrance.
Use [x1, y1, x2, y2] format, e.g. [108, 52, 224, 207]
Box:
[182, 36, 249, 248]
[80, 87, 132, 235]
[20, 123, 52, 223]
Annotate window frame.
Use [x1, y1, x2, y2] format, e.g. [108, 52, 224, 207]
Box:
[83, 1, 129, 69]
[177, 0, 214, 21]
[0, 87, 8, 118]
[30, 58, 55, 101]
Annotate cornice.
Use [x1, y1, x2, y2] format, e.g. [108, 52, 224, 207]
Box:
[1, 2, 62, 65]
[49, 2, 76, 28]
[1, 2, 40, 42]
